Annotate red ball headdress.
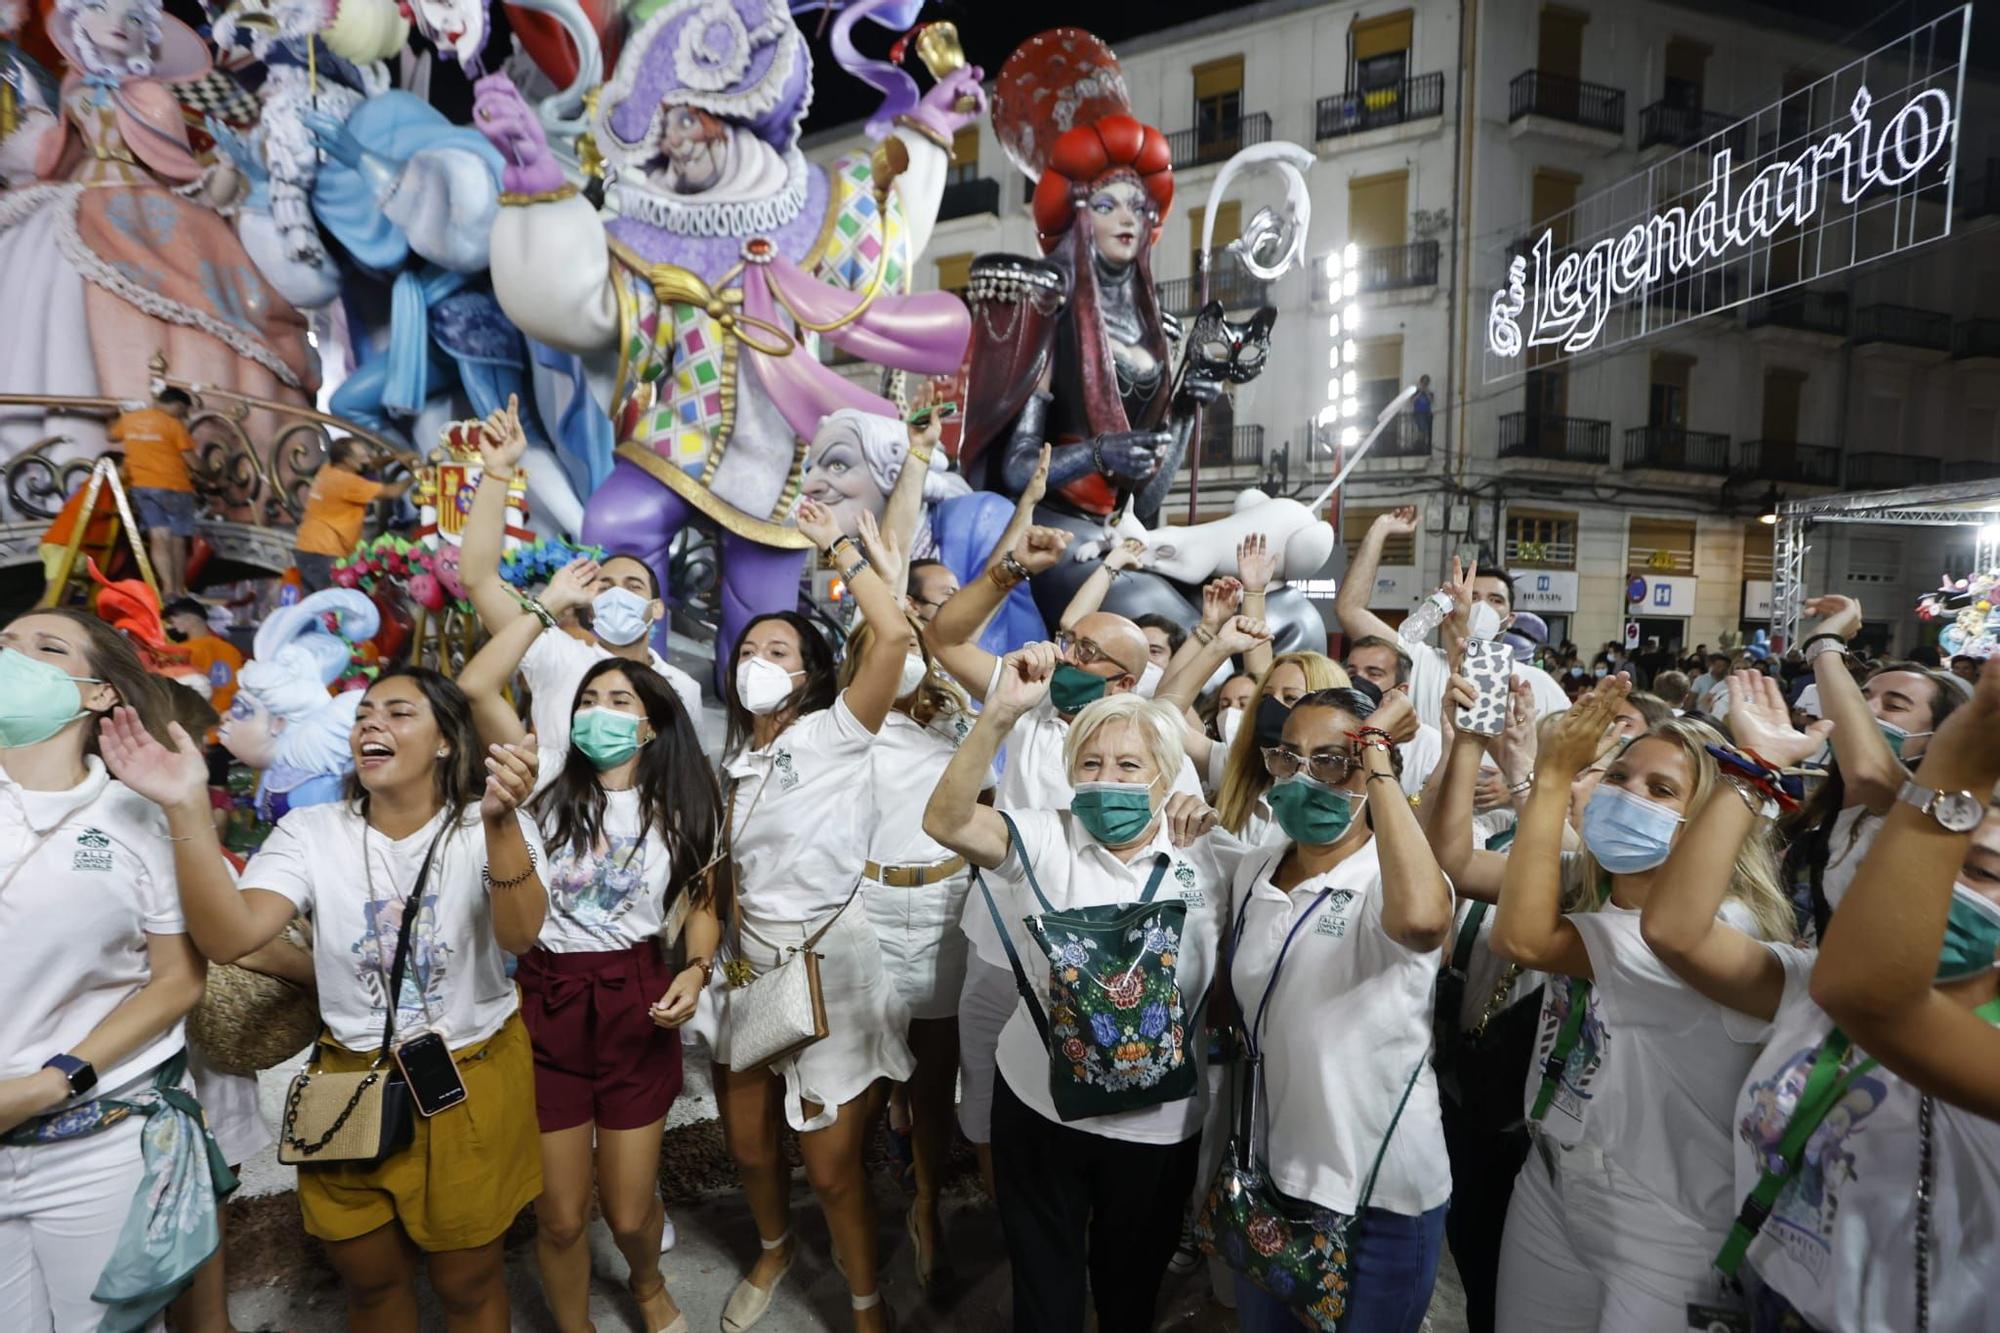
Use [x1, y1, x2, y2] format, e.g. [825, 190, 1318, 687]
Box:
[1031, 114, 1173, 254]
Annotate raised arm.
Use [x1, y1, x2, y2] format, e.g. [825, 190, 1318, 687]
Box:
[1363, 692, 1453, 950]
[479, 740, 547, 955]
[1235, 534, 1278, 681]
[870, 412, 943, 598]
[1642, 673, 1826, 1019]
[1813, 660, 2000, 1118]
[1493, 681, 1630, 976]
[798, 497, 916, 732]
[1058, 538, 1146, 632]
[923, 523, 1070, 703]
[1800, 595, 1905, 811]
[924, 644, 1058, 868]
[457, 560, 597, 748]
[1333, 506, 1415, 647]
[461, 395, 533, 634]
[1428, 729, 1508, 903]
[1156, 612, 1271, 773]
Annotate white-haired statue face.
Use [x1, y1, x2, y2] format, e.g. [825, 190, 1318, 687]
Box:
[799, 423, 888, 540]
[219, 689, 283, 769]
[62, 0, 162, 74]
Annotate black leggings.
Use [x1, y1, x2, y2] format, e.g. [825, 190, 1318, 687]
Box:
[990, 1072, 1202, 1333]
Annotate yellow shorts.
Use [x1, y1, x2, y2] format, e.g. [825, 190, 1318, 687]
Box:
[295, 1012, 542, 1252]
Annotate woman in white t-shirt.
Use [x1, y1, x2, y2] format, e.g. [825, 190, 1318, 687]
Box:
[459, 604, 722, 1333]
[704, 497, 915, 1333]
[1467, 678, 1798, 1332]
[1642, 670, 2000, 1331]
[1223, 684, 1455, 1332]
[923, 650, 1238, 1333]
[0, 609, 208, 1332]
[838, 615, 984, 1291]
[112, 665, 549, 1330]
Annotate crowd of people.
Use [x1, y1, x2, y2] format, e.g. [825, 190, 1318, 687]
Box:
[4, 437, 1998, 1333]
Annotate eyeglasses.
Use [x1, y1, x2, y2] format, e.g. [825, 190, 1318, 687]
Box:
[1261, 746, 1357, 784]
[1054, 630, 1140, 678]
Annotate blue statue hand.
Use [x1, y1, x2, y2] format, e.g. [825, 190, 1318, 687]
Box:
[304, 109, 403, 201]
[205, 117, 262, 180]
[1175, 370, 1225, 412]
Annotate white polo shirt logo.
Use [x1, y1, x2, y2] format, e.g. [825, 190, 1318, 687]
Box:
[773, 749, 799, 791]
[1313, 889, 1357, 939]
[1172, 860, 1204, 906]
[73, 827, 114, 872]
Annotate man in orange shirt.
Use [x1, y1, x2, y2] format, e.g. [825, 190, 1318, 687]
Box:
[294, 437, 416, 590]
[162, 597, 246, 715]
[110, 387, 201, 598]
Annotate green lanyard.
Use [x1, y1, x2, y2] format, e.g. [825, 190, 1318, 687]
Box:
[1528, 873, 1612, 1124]
[1715, 997, 2000, 1276]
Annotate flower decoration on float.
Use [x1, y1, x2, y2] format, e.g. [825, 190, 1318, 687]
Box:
[1317, 242, 1365, 450]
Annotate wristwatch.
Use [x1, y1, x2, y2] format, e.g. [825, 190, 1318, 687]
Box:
[1897, 779, 1984, 833]
[42, 1052, 96, 1098]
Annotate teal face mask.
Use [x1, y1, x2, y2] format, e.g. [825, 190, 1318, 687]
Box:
[571, 707, 643, 770]
[1936, 882, 2000, 982]
[0, 648, 101, 749]
[1070, 780, 1158, 845]
[1267, 775, 1366, 847]
[1878, 720, 1931, 760]
[1049, 663, 1111, 714]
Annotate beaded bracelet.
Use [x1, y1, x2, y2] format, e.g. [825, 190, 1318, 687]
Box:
[1347, 727, 1395, 752]
[484, 844, 540, 890]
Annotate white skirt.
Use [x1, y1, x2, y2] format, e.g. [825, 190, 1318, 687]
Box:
[863, 867, 972, 1021]
[698, 903, 914, 1133]
[187, 1048, 273, 1168]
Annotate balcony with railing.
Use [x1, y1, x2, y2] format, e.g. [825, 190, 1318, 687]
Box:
[1498, 411, 1611, 464]
[1638, 101, 1741, 153]
[1953, 318, 2000, 360]
[1351, 240, 1440, 294]
[1508, 70, 1625, 136]
[1364, 411, 1434, 460]
[1156, 270, 1271, 316]
[1166, 112, 1272, 171]
[1847, 451, 1939, 489]
[1623, 426, 1731, 474]
[1314, 72, 1446, 140]
[1628, 546, 1696, 575]
[1744, 289, 1849, 338]
[937, 176, 1000, 222]
[1852, 303, 1952, 353]
[1197, 424, 1266, 470]
[1504, 537, 1577, 568]
[1944, 459, 2000, 483]
[1739, 440, 1840, 486]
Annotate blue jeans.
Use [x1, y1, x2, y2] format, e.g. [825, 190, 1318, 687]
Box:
[131, 487, 197, 537]
[1232, 1202, 1448, 1333]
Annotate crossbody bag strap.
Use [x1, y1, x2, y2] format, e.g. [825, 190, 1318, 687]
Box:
[974, 812, 1054, 1045]
[1351, 1055, 1430, 1220]
[801, 876, 866, 952]
[1528, 976, 1592, 1123]
[1449, 901, 1489, 977]
[375, 817, 454, 1062]
[1138, 853, 1170, 903]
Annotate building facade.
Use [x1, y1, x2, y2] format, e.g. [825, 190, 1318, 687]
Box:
[801, 0, 2000, 655]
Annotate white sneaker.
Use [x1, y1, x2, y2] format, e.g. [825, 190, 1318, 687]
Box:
[660, 1208, 677, 1253]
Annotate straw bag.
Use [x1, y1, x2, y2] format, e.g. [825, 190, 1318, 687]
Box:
[278, 823, 447, 1167]
[188, 918, 317, 1076]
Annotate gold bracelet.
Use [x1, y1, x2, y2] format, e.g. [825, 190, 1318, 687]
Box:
[892, 114, 953, 151]
[499, 183, 580, 206]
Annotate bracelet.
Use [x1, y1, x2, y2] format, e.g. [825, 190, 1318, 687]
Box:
[483, 844, 540, 890]
[907, 446, 933, 467]
[827, 534, 860, 561]
[510, 587, 557, 630]
[1721, 774, 1781, 820]
[989, 553, 1031, 589]
[1348, 727, 1395, 752]
[838, 558, 869, 583]
[684, 956, 713, 990]
[481, 465, 516, 483]
[1105, 563, 1125, 581]
[1704, 744, 1804, 813]
[1192, 624, 1217, 646]
[1805, 635, 1848, 662]
[891, 113, 953, 151]
[1508, 775, 1535, 796]
[1365, 771, 1401, 784]
[499, 183, 579, 206]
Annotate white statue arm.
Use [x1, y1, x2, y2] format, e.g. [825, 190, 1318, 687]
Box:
[489, 195, 619, 356]
[389, 146, 503, 273]
[236, 212, 344, 309]
[890, 127, 950, 265]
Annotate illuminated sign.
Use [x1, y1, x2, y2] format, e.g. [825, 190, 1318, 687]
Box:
[1484, 7, 1968, 378]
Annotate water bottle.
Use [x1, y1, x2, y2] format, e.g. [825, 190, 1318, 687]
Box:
[1398, 588, 1454, 644]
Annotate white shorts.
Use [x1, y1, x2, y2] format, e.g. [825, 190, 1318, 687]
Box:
[863, 869, 972, 1021]
[0, 1115, 150, 1332]
[955, 959, 1017, 1144]
[700, 904, 915, 1133]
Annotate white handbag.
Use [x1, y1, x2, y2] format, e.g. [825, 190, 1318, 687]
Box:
[723, 885, 859, 1071]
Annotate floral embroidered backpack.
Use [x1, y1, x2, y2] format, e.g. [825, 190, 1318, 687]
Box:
[975, 812, 1201, 1122]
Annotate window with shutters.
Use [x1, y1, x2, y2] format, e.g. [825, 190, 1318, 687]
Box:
[1352, 10, 1413, 89]
[1537, 5, 1588, 81]
[1628, 518, 1696, 575]
[946, 127, 979, 186]
[1742, 524, 1774, 581]
[1530, 168, 1581, 250]
[1506, 510, 1577, 568]
[1345, 507, 1416, 565]
[1355, 336, 1403, 418]
[1193, 56, 1245, 148]
[1347, 171, 1408, 251]
[935, 252, 972, 301]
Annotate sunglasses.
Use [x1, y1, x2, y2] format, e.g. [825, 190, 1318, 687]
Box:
[1261, 746, 1358, 784]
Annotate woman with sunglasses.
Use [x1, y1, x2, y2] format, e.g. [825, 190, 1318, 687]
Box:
[1433, 677, 1796, 1330]
[1221, 683, 1455, 1332]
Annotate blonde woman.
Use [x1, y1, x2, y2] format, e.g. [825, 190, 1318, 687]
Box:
[1436, 678, 1795, 1331]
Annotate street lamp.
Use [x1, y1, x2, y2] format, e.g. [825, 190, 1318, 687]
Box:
[1757, 485, 1782, 525]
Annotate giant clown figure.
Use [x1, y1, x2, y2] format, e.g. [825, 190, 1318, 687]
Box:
[472, 0, 979, 667]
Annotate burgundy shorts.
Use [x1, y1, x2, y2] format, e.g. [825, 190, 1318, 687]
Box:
[516, 942, 685, 1133]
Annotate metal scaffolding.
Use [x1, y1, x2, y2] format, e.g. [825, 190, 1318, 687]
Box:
[1768, 477, 2000, 647]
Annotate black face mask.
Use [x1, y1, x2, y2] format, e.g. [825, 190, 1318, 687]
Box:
[1253, 694, 1292, 749]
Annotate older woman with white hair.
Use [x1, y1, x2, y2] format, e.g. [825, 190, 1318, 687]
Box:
[801, 408, 970, 556]
[924, 647, 1241, 1333]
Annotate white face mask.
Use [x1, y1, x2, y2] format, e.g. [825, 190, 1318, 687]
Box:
[897, 651, 929, 698]
[736, 655, 804, 715]
[1136, 661, 1164, 699]
[592, 587, 653, 647]
[1218, 705, 1244, 744]
[1467, 601, 1503, 642]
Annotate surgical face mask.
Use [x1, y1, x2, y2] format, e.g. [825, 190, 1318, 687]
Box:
[0, 649, 102, 749]
[1580, 783, 1684, 874]
[1267, 774, 1365, 847]
[1467, 601, 1503, 642]
[1593, 667, 1609, 680]
[1070, 779, 1159, 846]
[591, 587, 653, 647]
[897, 652, 929, 698]
[1049, 663, 1111, 714]
[1878, 719, 1931, 760]
[1253, 694, 1292, 748]
[735, 656, 804, 715]
[1136, 661, 1164, 699]
[1218, 706, 1244, 745]
[571, 707, 642, 770]
[1936, 882, 2000, 982]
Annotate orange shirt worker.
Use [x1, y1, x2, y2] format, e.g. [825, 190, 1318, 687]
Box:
[294, 438, 416, 590]
[111, 387, 200, 598]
